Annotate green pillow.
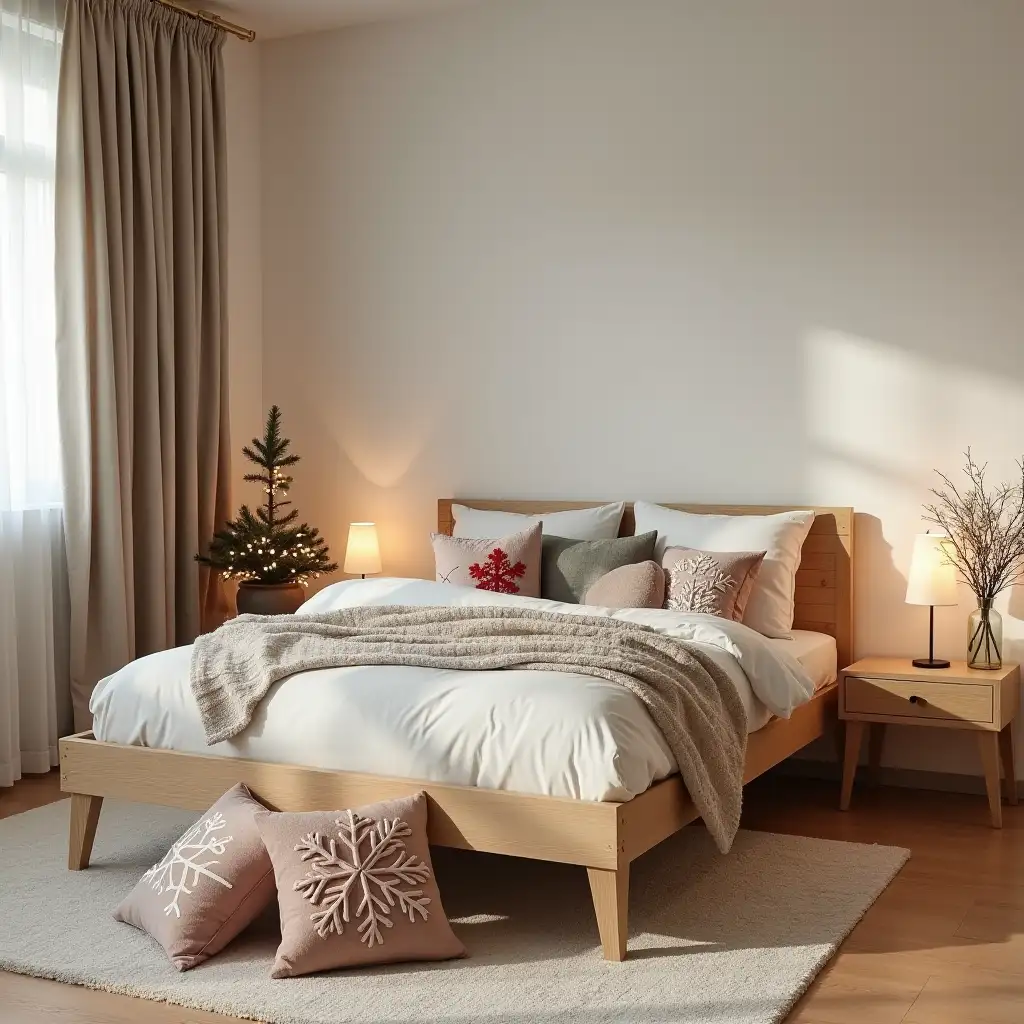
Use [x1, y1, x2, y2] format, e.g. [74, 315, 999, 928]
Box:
[541, 531, 658, 604]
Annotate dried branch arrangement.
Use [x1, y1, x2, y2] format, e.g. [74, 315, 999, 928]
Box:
[922, 449, 1024, 603]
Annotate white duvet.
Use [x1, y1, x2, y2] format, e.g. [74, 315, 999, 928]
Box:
[91, 578, 821, 802]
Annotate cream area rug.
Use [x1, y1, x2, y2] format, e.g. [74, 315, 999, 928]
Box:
[0, 799, 908, 1024]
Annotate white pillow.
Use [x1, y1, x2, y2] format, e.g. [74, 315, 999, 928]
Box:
[452, 502, 625, 541]
[632, 502, 814, 639]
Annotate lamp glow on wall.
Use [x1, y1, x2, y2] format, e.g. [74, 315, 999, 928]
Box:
[344, 522, 382, 579]
[905, 533, 958, 669]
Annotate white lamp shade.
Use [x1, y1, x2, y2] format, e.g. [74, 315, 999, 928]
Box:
[344, 522, 382, 576]
[905, 534, 958, 607]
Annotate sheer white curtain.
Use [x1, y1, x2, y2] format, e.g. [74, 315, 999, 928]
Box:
[0, 0, 70, 787]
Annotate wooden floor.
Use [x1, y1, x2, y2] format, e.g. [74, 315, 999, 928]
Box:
[2, 770, 1023, 1023]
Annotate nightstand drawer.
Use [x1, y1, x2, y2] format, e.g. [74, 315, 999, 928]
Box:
[844, 676, 994, 724]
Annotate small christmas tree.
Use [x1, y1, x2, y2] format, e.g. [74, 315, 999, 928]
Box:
[196, 406, 337, 585]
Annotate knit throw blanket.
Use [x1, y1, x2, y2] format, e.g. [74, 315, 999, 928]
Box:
[190, 605, 748, 851]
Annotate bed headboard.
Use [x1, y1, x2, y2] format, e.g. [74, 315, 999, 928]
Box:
[437, 499, 854, 670]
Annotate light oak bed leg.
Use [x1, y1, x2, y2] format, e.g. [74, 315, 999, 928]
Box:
[867, 723, 887, 785]
[68, 793, 103, 870]
[587, 864, 629, 961]
[831, 718, 845, 762]
[839, 720, 866, 811]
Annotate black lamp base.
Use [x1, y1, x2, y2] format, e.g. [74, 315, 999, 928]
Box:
[912, 657, 950, 669]
[913, 605, 949, 669]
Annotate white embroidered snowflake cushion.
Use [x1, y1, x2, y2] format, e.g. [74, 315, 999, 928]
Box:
[430, 523, 542, 598]
[661, 547, 766, 622]
[255, 792, 465, 977]
[113, 783, 276, 971]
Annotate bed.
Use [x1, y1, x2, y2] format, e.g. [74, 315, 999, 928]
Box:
[59, 500, 854, 962]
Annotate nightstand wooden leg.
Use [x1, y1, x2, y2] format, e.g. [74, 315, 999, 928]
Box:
[840, 721, 866, 811]
[978, 733, 1003, 829]
[998, 723, 1017, 806]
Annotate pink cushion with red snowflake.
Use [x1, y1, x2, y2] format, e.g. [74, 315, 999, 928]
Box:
[254, 792, 465, 977]
[430, 523, 542, 598]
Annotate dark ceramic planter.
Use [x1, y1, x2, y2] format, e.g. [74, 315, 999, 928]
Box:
[236, 581, 305, 616]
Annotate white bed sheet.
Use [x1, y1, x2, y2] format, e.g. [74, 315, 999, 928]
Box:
[787, 630, 838, 693]
[91, 579, 827, 803]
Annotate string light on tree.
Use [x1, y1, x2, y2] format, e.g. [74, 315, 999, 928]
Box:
[195, 405, 337, 586]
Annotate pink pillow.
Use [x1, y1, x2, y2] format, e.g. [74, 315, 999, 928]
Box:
[430, 523, 542, 598]
[662, 546, 766, 621]
[255, 792, 465, 977]
[583, 561, 665, 608]
[114, 784, 276, 971]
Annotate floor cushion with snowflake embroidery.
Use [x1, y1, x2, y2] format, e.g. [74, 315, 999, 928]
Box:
[113, 783, 277, 971]
[430, 522, 542, 597]
[255, 792, 466, 977]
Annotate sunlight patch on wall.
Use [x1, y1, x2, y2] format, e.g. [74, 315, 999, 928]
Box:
[805, 327, 1024, 506]
[803, 327, 1024, 667]
[805, 329, 945, 501]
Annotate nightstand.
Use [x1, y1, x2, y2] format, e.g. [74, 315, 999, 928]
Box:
[839, 658, 1020, 827]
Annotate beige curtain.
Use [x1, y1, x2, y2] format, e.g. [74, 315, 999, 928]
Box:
[56, 0, 231, 728]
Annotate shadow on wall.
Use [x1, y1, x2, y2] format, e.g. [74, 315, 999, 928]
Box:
[850, 513, 906, 657]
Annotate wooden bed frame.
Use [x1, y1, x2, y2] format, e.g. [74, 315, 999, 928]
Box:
[60, 500, 853, 962]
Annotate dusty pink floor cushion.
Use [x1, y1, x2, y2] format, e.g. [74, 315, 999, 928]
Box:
[431, 523, 542, 597]
[114, 783, 276, 971]
[662, 547, 766, 621]
[255, 792, 465, 977]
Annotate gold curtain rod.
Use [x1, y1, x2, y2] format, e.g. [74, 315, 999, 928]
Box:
[152, 0, 256, 42]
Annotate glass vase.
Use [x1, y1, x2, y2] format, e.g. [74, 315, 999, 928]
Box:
[968, 600, 1003, 670]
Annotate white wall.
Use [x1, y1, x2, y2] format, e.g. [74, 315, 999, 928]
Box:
[223, 36, 263, 498]
[260, 0, 1024, 778]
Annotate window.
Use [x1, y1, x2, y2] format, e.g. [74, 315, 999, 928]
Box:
[0, 0, 63, 511]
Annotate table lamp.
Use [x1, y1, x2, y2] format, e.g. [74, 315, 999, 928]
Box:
[905, 533, 958, 668]
[344, 522, 382, 579]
